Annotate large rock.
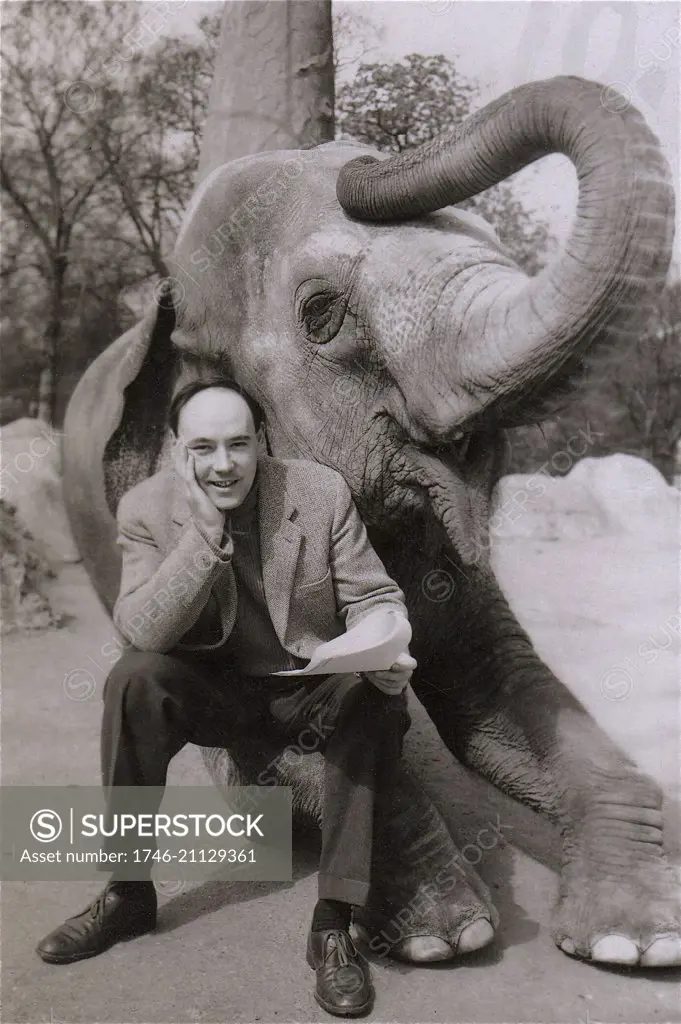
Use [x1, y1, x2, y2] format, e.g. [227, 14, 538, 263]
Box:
[492, 454, 679, 543]
[0, 500, 63, 634]
[568, 454, 678, 535]
[0, 418, 80, 563]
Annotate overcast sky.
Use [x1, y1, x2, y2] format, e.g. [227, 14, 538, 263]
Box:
[173, 0, 679, 263]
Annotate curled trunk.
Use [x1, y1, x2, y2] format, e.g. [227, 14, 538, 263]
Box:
[337, 77, 674, 427]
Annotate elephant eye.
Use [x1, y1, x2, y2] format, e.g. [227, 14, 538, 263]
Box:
[298, 291, 347, 345]
[435, 430, 473, 461]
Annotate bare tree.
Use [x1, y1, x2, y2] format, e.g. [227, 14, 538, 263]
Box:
[0, 1, 137, 423]
[1, 2, 217, 421]
[332, 4, 385, 74]
[83, 21, 219, 277]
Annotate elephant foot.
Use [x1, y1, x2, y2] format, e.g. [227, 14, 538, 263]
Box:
[355, 864, 498, 963]
[554, 791, 681, 968]
[354, 917, 495, 963]
[353, 765, 499, 964]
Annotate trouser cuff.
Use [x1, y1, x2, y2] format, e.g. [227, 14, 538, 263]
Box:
[318, 873, 370, 907]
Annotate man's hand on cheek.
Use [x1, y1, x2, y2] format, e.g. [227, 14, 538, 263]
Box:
[365, 651, 417, 695]
[173, 440, 225, 544]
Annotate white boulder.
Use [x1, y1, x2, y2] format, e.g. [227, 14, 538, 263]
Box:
[568, 454, 679, 537]
[492, 455, 679, 543]
[0, 417, 80, 563]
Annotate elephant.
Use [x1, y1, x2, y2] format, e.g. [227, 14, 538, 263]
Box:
[63, 76, 680, 969]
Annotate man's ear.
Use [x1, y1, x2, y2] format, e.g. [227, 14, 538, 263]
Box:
[256, 423, 268, 456]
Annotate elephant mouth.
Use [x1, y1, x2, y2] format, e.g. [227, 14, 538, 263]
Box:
[390, 434, 488, 566]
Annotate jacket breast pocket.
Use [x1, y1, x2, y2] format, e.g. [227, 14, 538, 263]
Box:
[293, 568, 336, 638]
[298, 568, 332, 591]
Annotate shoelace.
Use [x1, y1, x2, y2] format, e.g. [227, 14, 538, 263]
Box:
[57, 891, 111, 941]
[87, 883, 151, 925]
[88, 891, 110, 926]
[324, 930, 357, 967]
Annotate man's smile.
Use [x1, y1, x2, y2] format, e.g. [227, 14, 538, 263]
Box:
[208, 479, 239, 489]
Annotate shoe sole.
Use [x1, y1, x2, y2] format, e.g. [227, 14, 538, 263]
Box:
[313, 991, 374, 1018]
[37, 923, 156, 965]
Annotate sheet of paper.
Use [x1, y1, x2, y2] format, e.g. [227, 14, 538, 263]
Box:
[273, 608, 412, 676]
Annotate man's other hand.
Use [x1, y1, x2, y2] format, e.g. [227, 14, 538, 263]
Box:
[365, 651, 417, 695]
[174, 441, 226, 543]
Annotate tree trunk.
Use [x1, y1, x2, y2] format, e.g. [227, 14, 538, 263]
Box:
[36, 367, 55, 426]
[37, 261, 66, 425]
[198, 0, 334, 183]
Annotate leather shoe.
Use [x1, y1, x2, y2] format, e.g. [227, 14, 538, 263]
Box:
[306, 928, 374, 1017]
[36, 880, 157, 964]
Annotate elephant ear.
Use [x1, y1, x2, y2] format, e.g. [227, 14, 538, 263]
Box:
[63, 287, 178, 611]
[102, 292, 178, 512]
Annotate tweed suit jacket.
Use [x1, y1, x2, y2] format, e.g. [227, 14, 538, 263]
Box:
[112, 454, 410, 659]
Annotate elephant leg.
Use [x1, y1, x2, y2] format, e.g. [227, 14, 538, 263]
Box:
[412, 575, 681, 969]
[355, 763, 498, 962]
[202, 744, 498, 962]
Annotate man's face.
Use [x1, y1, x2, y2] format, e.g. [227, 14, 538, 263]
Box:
[176, 387, 261, 511]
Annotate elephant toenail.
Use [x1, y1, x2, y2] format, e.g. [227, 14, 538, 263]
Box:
[393, 935, 454, 962]
[640, 936, 681, 967]
[590, 935, 639, 964]
[457, 919, 495, 954]
[560, 938, 577, 955]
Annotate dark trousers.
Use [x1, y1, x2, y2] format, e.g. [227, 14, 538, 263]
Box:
[100, 649, 411, 906]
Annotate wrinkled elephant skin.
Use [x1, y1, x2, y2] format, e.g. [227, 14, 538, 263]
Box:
[63, 77, 679, 969]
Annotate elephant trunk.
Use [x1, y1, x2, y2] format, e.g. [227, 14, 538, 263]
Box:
[337, 77, 674, 431]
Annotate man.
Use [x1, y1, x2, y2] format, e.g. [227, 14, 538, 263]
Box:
[37, 376, 416, 1018]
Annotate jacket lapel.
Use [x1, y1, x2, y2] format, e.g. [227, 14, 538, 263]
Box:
[257, 458, 302, 644]
[169, 459, 302, 644]
[170, 475, 190, 532]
